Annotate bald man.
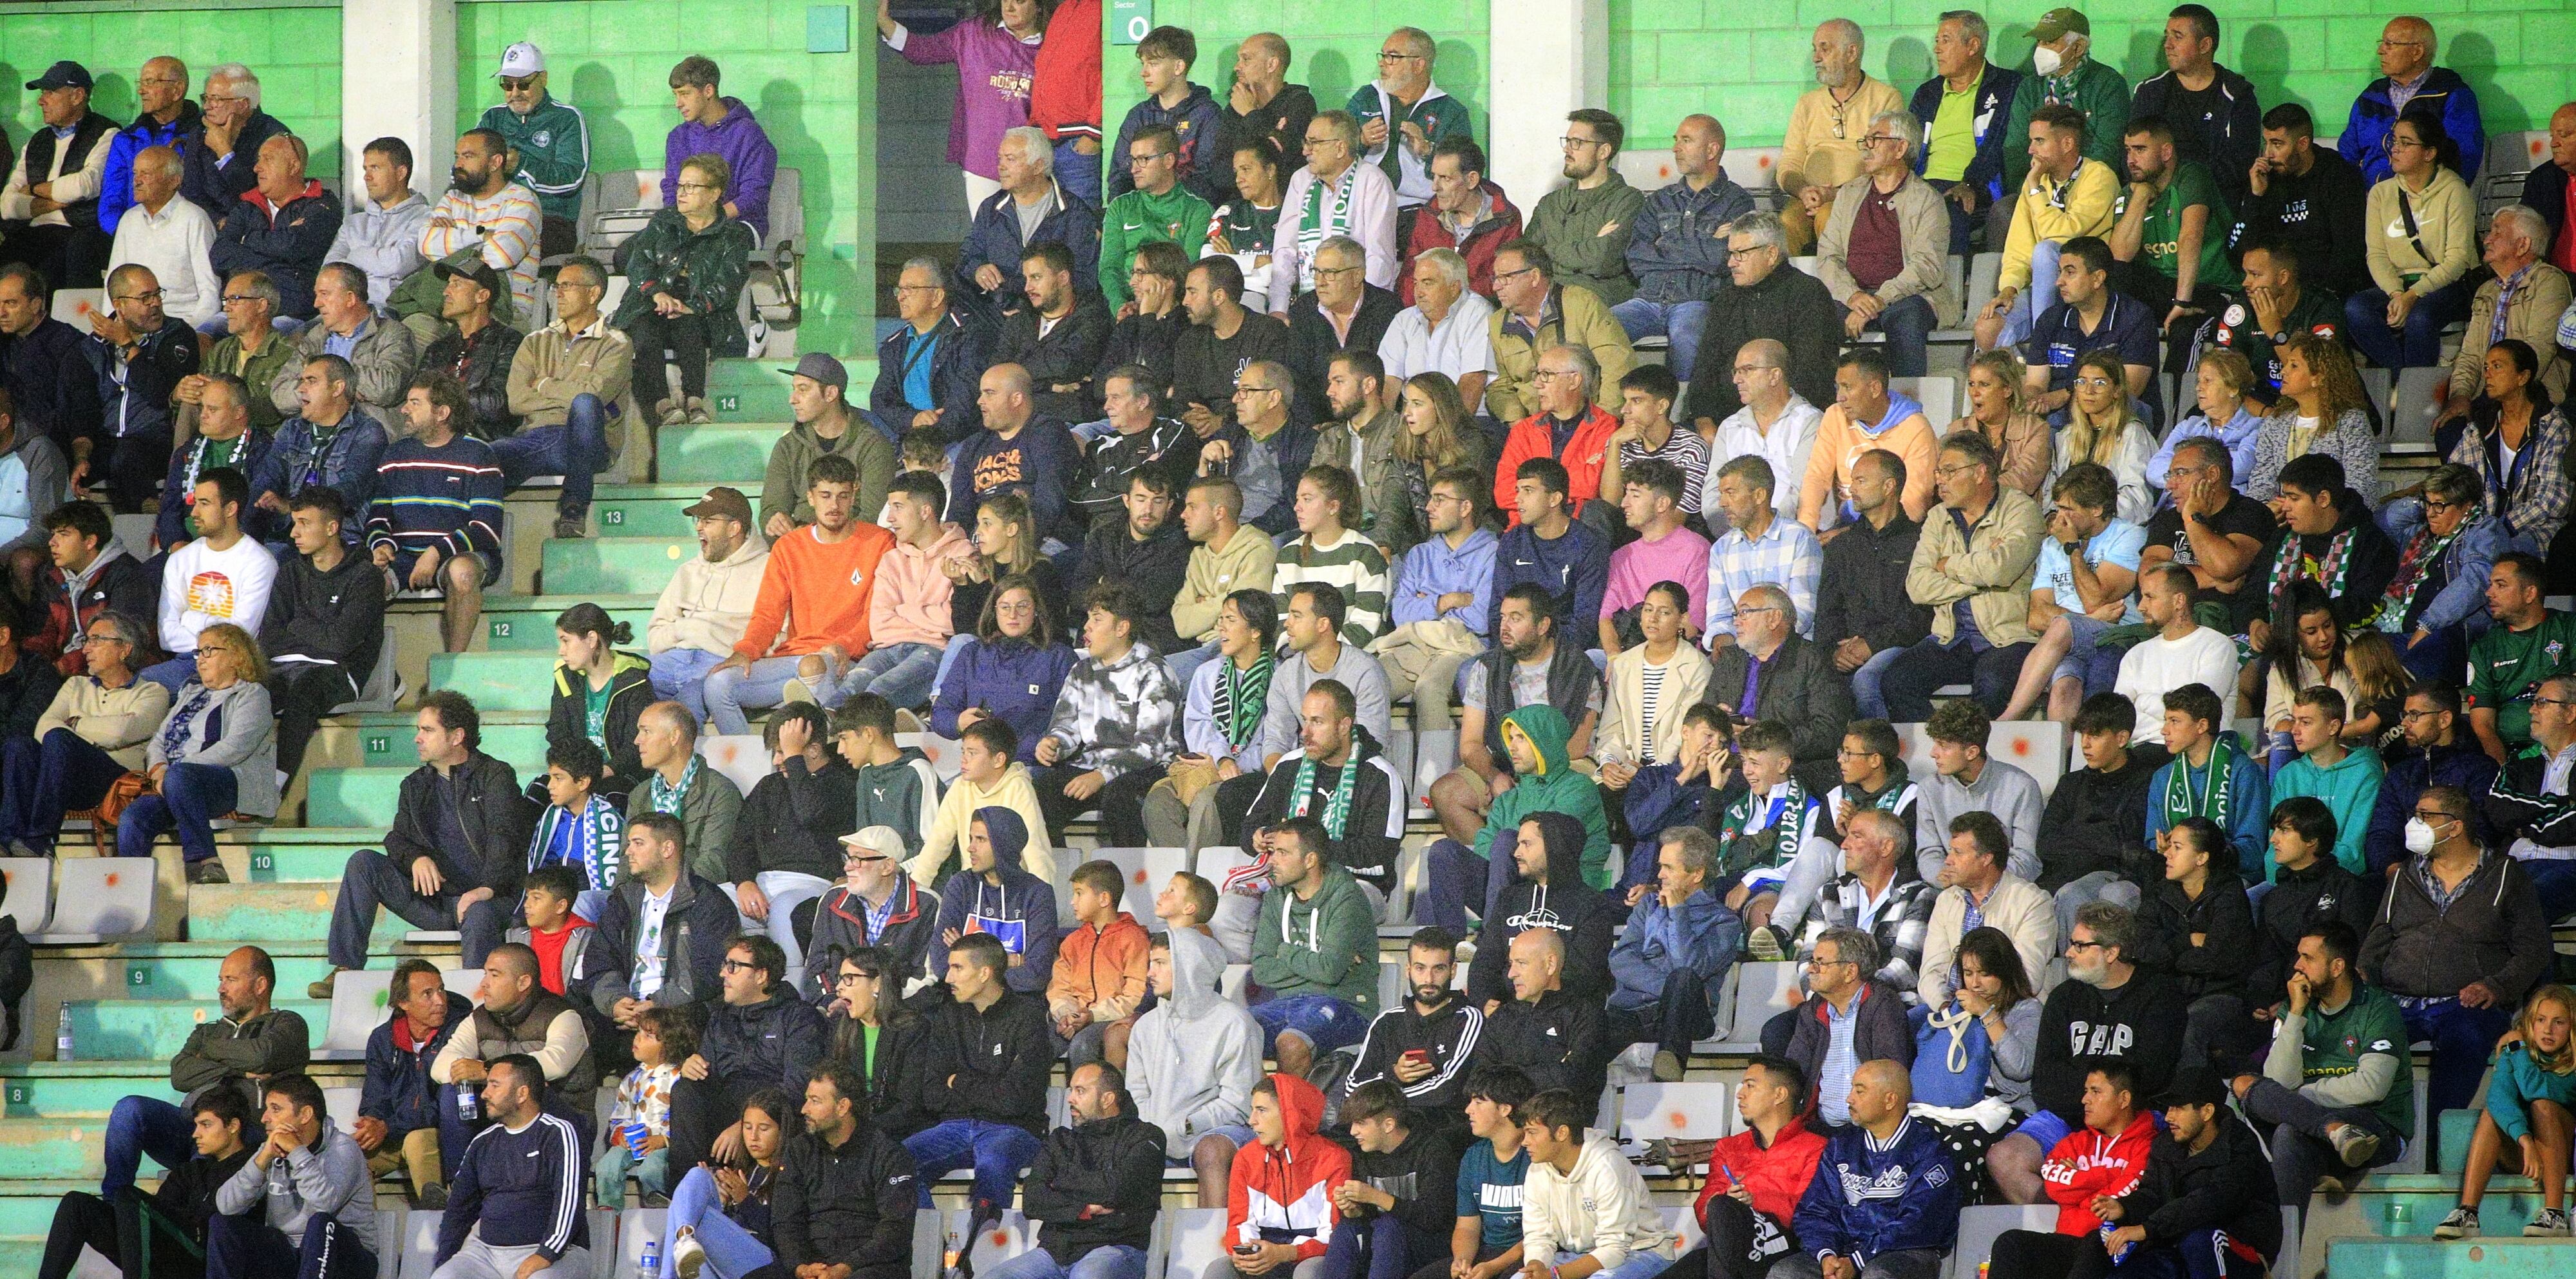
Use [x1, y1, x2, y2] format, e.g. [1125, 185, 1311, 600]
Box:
[1215, 33, 1318, 204]
[2518, 103, 2576, 270]
[1479, 929, 1607, 1101]
[2342, 16, 2485, 185]
[107, 144, 223, 328]
[1777, 21, 1904, 254]
[1615, 114, 1757, 384]
[1775, 1061, 1958, 1279]
[104, 945, 310, 1196]
[956, 361, 1084, 548]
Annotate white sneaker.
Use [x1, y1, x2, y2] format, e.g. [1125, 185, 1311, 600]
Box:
[672, 1229, 707, 1278]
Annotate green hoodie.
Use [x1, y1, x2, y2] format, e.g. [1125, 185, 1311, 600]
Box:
[1250, 862, 1379, 1014]
[2270, 744, 2386, 876]
[2001, 57, 2132, 191]
[1099, 183, 1217, 307]
[1475, 704, 1613, 889]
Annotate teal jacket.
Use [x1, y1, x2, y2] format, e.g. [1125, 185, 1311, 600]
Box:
[2488, 1039, 2576, 1141]
[478, 94, 592, 222]
[2271, 746, 2386, 876]
[2001, 57, 2132, 192]
[1475, 703, 1613, 889]
[1249, 862, 1379, 1014]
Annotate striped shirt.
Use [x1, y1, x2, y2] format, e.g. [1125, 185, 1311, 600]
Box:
[366, 433, 506, 565]
[1274, 527, 1392, 649]
[1637, 661, 1668, 760]
[1705, 512, 1823, 642]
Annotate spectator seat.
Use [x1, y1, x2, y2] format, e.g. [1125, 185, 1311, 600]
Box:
[0, 858, 52, 932]
[1944, 1204, 2055, 1278]
[1704, 960, 1803, 1052]
[30, 858, 154, 943]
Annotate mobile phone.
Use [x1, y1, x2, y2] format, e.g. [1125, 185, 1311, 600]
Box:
[1401, 1048, 1431, 1066]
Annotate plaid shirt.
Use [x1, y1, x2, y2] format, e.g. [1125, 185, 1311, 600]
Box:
[2450, 404, 2572, 549]
[1798, 870, 1937, 1000]
[1704, 512, 1821, 641]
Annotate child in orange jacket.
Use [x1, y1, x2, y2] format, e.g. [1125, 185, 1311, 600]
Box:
[1046, 858, 1153, 1066]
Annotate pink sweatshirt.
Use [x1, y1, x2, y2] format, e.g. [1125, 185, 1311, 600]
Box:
[1604, 524, 1712, 633]
[870, 525, 972, 649]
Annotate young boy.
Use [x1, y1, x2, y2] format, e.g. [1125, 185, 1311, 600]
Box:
[1108, 24, 1221, 199]
[1717, 720, 1826, 957]
[1329, 1079, 1463, 1279]
[2146, 683, 2271, 884]
[1048, 859, 1153, 1067]
[831, 694, 945, 855]
[1517, 1087, 1678, 1279]
[1153, 869, 1218, 938]
[887, 428, 956, 527]
[510, 866, 594, 996]
[1448, 1066, 1537, 1279]
[2249, 797, 2374, 1013]
[910, 717, 1056, 887]
[2268, 687, 2386, 876]
[1617, 705, 1732, 898]
[528, 738, 625, 922]
[2036, 694, 2166, 936]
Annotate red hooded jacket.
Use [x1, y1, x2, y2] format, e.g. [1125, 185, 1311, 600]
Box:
[1495, 404, 1619, 523]
[2040, 1111, 2159, 1234]
[1694, 1115, 1828, 1227]
[1226, 1072, 1352, 1260]
[1401, 180, 1522, 305]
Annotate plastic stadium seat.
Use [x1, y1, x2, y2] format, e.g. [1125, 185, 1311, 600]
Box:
[1618, 1082, 1734, 1151]
[1790, 256, 1820, 278]
[2387, 366, 2448, 454]
[896, 732, 965, 784]
[912, 1209, 947, 1279]
[1656, 1205, 1707, 1253]
[323, 1086, 361, 1134]
[697, 734, 775, 798]
[1985, 721, 2066, 793]
[1195, 846, 1255, 890]
[1708, 962, 1804, 1051]
[315, 969, 397, 1061]
[1944, 1205, 2054, 1278]
[50, 288, 104, 327]
[1220, 963, 1251, 1003]
[1378, 958, 1405, 1013]
[934, 1208, 1035, 1268]
[394, 1207, 442, 1277]
[1108, 847, 1192, 920]
[1410, 731, 1457, 810]
[1891, 376, 1958, 434]
[1164, 1208, 1232, 1279]
[0, 858, 52, 932]
[32, 858, 153, 943]
[326, 632, 406, 715]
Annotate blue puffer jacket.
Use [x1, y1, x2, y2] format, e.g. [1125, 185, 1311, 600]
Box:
[358, 990, 471, 1137]
[1607, 886, 1742, 1012]
[929, 636, 1079, 764]
[931, 806, 1062, 993]
[2340, 66, 2484, 186]
[954, 182, 1103, 322]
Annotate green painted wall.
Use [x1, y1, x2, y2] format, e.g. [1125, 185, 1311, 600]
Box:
[0, 2, 345, 176]
[456, 0, 875, 353]
[1101, 0, 1487, 151]
[1609, 1, 2576, 151]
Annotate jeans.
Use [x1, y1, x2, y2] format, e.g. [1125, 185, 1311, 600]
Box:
[1611, 298, 1712, 382]
[743, 869, 834, 995]
[2520, 858, 2576, 922]
[1249, 992, 1370, 1057]
[269, 661, 361, 782]
[2242, 1076, 2402, 1206]
[2345, 281, 2472, 370]
[1164, 640, 1221, 690]
[102, 1095, 194, 1195]
[826, 641, 943, 710]
[1416, 838, 1491, 932]
[207, 1212, 377, 1279]
[650, 647, 730, 727]
[663, 1164, 778, 1278]
[1604, 957, 1739, 1061]
[1849, 645, 1904, 720]
[2400, 995, 2515, 1119]
[1852, 294, 1937, 378]
[117, 762, 236, 864]
[326, 848, 508, 971]
[1053, 137, 1104, 208]
[492, 393, 612, 517]
[592, 1140, 671, 1208]
[902, 1117, 1043, 1210]
[705, 654, 806, 735]
[137, 656, 197, 696]
[1994, 239, 2065, 348]
[1321, 1213, 1446, 1279]
[989, 1244, 1149, 1279]
[1, 728, 128, 853]
[1879, 635, 2034, 721]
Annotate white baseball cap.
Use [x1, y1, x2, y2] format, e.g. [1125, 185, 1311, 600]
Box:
[495, 42, 545, 79]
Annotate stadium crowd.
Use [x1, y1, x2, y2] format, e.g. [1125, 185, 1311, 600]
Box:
[5, 5, 2576, 1278]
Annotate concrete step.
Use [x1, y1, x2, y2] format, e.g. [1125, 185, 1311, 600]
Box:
[425, 650, 559, 713]
[478, 598, 656, 652]
[591, 485, 717, 537]
[2327, 1236, 2571, 1277]
[334, 710, 548, 769]
[39, 941, 340, 1003]
[59, 999, 330, 1063]
[0, 1119, 117, 1179]
[0, 1061, 359, 1118]
[300, 768, 415, 829]
[184, 881, 400, 945]
[540, 535, 697, 596]
[654, 423, 782, 485]
[0, 1184, 138, 1235]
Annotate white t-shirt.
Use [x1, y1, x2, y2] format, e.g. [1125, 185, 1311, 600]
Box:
[632, 886, 676, 1000]
[157, 534, 278, 654]
[2115, 626, 2243, 744]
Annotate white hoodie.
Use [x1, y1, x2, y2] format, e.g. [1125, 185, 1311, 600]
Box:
[649, 531, 770, 658]
[1521, 1131, 1678, 1271]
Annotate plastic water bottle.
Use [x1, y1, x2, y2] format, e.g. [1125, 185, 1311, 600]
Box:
[639, 1240, 661, 1278]
[54, 1007, 72, 1063]
[454, 1083, 478, 1123]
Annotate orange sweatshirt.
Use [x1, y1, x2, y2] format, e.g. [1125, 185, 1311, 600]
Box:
[734, 521, 897, 659]
[1797, 397, 1937, 529]
[1047, 910, 1153, 1022]
[1495, 405, 1619, 524]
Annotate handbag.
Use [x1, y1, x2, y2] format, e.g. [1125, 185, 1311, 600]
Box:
[1909, 1000, 1994, 1109]
[1164, 756, 1221, 808]
[89, 772, 152, 855]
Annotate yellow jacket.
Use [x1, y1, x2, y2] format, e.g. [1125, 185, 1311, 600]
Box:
[2000, 157, 2119, 294]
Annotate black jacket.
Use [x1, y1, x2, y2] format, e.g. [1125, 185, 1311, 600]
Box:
[1095, 308, 1188, 406]
[88, 316, 200, 451]
[2130, 875, 2255, 1000]
[1024, 1110, 1169, 1263]
[0, 652, 64, 743]
[2034, 970, 2189, 1126]
[1350, 1126, 1462, 1242]
[1481, 987, 1606, 1101]
[911, 988, 1056, 1135]
[2363, 849, 2554, 1005]
[871, 310, 991, 442]
[583, 872, 742, 1012]
[386, 753, 536, 896]
[1214, 86, 1319, 203]
[2117, 1113, 2282, 1260]
[180, 108, 289, 222]
[1284, 285, 1403, 423]
[1345, 996, 1484, 1115]
[1812, 512, 1931, 658]
[543, 652, 652, 799]
[1466, 811, 1616, 1008]
[2483, 745, 2576, 866]
[149, 1147, 257, 1255]
[2129, 64, 2263, 209]
[0, 316, 104, 455]
[995, 292, 1115, 424]
[209, 182, 344, 319]
[1683, 267, 1840, 426]
[419, 321, 526, 440]
[703, 987, 829, 1092]
[2230, 146, 2370, 298]
[2035, 752, 2166, 891]
[772, 1124, 918, 1278]
[1779, 982, 1913, 1115]
[806, 878, 945, 1000]
[257, 547, 386, 689]
[1242, 727, 1408, 895]
[728, 755, 858, 884]
[1069, 515, 1194, 656]
[1704, 633, 1853, 795]
[2249, 858, 2376, 1009]
[2522, 160, 2576, 254]
[1072, 418, 1202, 525]
[2375, 739, 2499, 876]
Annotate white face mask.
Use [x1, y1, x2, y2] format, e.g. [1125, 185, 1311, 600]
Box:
[2032, 45, 2064, 77]
[2403, 816, 2443, 855]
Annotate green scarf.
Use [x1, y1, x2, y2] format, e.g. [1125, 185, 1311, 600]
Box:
[648, 755, 701, 815]
[1290, 735, 1368, 839]
[1719, 778, 1808, 876]
[2161, 734, 2240, 829]
[1214, 653, 1273, 752]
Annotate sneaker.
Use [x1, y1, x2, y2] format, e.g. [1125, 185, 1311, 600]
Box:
[672, 1229, 707, 1279]
[552, 516, 587, 540]
[685, 397, 713, 424]
[1651, 1049, 1684, 1082]
[307, 970, 340, 1001]
[2524, 1208, 2570, 1236]
[2327, 1122, 2380, 1168]
[2433, 1206, 2477, 1239]
[656, 399, 684, 427]
[1747, 925, 1786, 961]
[781, 677, 816, 705]
[187, 859, 229, 885]
[415, 1183, 447, 1211]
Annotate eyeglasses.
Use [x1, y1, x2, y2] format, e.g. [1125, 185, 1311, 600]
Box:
[1313, 264, 1362, 278]
[1378, 50, 1423, 62]
[719, 958, 757, 974]
[843, 852, 893, 865]
[2411, 809, 2459, 823]
[836, 971, 881, 985]
[2398, 708, 2446, 722]
[1804, 955, 1855, 969]
[1492, 265, 1540, 283]
[893, 283, 941, 294]
[81, 633, 128, 647]
[1835, 746, 1880, 760]
[2534, 697, 2575, 710]
[2065, 938, 2106, 951]
[1301, 136, 1343, 151]
[1935, 462, 1983, 478]
[676, 181, 721, 192]
[220, 294, 263, 306]
[1725, 246, 1770, 260]
[1861, 134, 1906, 147]
[1131, 150, 1173, 165]
[1531, 369, 1579, 382]
[1234, 384, 1281, 397]
[113, 290, 164, 304]
[1559, 136, 1606, 150]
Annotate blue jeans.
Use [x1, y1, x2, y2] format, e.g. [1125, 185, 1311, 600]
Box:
[2345, 281, 2472, 370]
[1854, 293, 1937, 378]
[903, 1117, 1043, 1211]
[103, 1094, 194, 1194]
[117, 761, 237, 864]
[1417, 834, 1520, 932]
[1249, 992, 1370, 1057]
[2400, 995, 2515, 1119]
[1, 728, 128, 853]
[206, 1211, 376, 1279]
[649, 647, 729, 727]
[2521, 858, 2576, 925]
[1995, 239, 2065, 348]
[1850, 645, 1904, 720]
[1053, 137, 1104, 208]
[1321, 1214, 1446, 1279]
[826, 641, 943, 710]
[1164, 639, 1221, 690]
[1545, 1249, 1670, 1279]
[1879, 634, 2033, 721]
[137, 656, 197, 696]
[988, 1244, 1148, 1279]
[703, 654, 805, 735]
[1610, 298, 1711, 382]
[661, 1165, 777, 1278]
[492, 393, 612, 516]
[592, 1141, 670, 1208]
[929, 635, 974, 703]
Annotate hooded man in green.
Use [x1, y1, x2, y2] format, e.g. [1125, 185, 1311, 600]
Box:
[1420, 703, 1614, 935]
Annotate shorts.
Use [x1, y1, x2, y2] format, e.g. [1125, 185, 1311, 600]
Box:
[2010, 1108, 2072, 1153]
[388, 545, 493, 592]
[2051, 614, 2114, 684]
[1249, 993, 1370, 1057]
[1166, 1123, 1258, 1165]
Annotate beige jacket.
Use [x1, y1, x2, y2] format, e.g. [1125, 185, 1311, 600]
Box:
[1780, 75, 1905, 204]
[1485, 284, 1636, 424]
[1595, 640, 1712, 768]
[1907, 486, 2045, 646]
[1818, 171, 1962, 325]
[2364, 167, 2477, 297]
[1918, 872, 2059, 1009]
[506, 315, 638, 433]
[2453, 263, 2573, 407]
[1171, 524, 1278, 644]
[648, 533, 772, 658]
[33, 674, 173, 772]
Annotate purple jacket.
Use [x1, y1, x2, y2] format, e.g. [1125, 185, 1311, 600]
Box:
[663, 98, 781, 241]
[894, 19, 1039, 179]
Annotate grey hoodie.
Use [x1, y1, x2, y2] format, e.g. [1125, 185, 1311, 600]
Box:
[1126, 928, 1265, 1159]
[215, 1123, 375, 1251]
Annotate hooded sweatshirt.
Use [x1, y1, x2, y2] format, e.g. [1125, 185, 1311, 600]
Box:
[1041, 641, 1184, 779]
[1467, 810, 1616, 1009]
[1795, 392, 1937, 529]
[663, 97, 781, 238]
[854, 745, 943, 855]
[701, 985, 829, 1092]
[215, 1123, 375, 1251]
[1226, 1073, 1352, 1260]
[1049, 909, 1151, 1024]
[1522, 1130, 1677, 1270]
[912, 762, 1057, 887]
[1130, 929, 1265, 1159]
[931, 636, 1081, 766]
[869, 524, 971, 650]
[1476, 706, 1613, 886]
[2038, 1112, 2157, 1235]
[2117, 1113, 2282, 1259]
[2271, 746, 2388, 876]
[1250, 859, 1381, 1014]
[649, 532, 772, 658]
[932, 807, 1063, 994]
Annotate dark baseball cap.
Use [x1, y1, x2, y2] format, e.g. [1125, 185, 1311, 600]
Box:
[781, 351, 848, 390]
[435, 258, 506, 301]
[681, 486, 755, 525]
[26, 61, 92, 92]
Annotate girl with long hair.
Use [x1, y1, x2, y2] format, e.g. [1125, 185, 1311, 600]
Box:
[546, 601, 652, 802]
[2439, 985, 2576, 1240]
[2247, 333, 2380, 503]
[2052, 349, 2157, 523]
